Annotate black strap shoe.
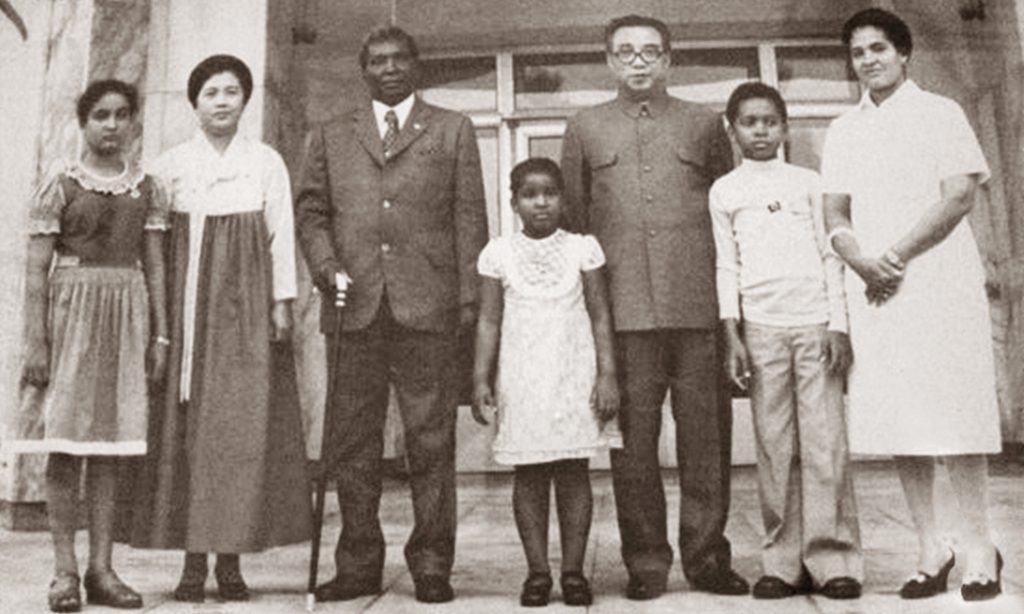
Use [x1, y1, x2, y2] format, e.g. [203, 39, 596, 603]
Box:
[83, 571, 143, 609]
[900, 550, 955, 599]
[214, 568, 249, 601]
[961, 549, 1002, 602]
[519, 572, 552, 607]
[47, 572, 81, 613]
[560, 572, 593, 606]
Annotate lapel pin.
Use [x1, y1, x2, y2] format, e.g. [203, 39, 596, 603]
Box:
[767, 201, 781, 213]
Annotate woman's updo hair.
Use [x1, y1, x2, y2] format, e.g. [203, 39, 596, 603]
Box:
[76, 79, 138, 127]
[841, 8, 913, 57]
[510, 157, 564, 195]
[186, 54, 253, 108]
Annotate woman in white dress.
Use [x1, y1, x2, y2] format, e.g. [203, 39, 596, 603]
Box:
[821, 8, 1002, 602]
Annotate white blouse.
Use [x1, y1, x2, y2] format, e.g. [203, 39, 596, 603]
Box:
[152, 132, 297, 401]
[710, 158, 847, 332]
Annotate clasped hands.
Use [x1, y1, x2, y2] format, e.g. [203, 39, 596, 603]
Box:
[855, 250, 905, 305]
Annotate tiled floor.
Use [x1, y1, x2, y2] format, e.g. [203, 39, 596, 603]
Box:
[1, 461, 1021, 613]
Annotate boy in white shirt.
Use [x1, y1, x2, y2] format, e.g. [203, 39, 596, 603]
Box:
[710, 82, 863, 600]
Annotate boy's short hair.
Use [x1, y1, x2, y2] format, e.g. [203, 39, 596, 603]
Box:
[725, 81, 788, 125]
[77, 79, 138, 127]
[604, 14, 671, 52]
[841, 8, 913, 57]
[510, 157, 564, 195]
[359, 25, 420, 69]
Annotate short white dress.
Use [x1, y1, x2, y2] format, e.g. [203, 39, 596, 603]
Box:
[478, 229, 622, 465]
[820, 81, 1000, 455]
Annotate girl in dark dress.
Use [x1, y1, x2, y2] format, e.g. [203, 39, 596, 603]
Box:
[13, 79, 168, 612]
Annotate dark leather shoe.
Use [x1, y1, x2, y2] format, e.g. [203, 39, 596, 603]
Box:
[900, 550, 955, 599]
[83, 571, 143, 609]
[172, 576, 204, 603]
[753, 575, 802, 599]
[819, 576, 862, 600]
[560, 572, 593, 606]
[47, 572, 81, 613]
[961, 549, 1003, 602]
[519, 572, 552, 607]
[625, 573, 666, 600]
[214, 568, 249, 601]
[414, 575, 454, 604]
[314, 576, 381, 602]
[689, 568, 750, 596]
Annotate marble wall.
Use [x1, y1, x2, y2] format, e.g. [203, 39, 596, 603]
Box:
[0, 0, 51, 513]
[1, 0, 99, 512]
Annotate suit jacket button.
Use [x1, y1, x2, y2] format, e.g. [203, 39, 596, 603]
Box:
[383, 200, 392, 209]
[648, 229, 656, 237]
[381, 243, 391, 253]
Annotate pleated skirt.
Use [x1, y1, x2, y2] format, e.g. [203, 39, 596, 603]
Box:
[129, 210, 311, 553]
[8, 265, 149, 456]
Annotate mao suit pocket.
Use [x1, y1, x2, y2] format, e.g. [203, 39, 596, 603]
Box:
[590, 151, 618, 172]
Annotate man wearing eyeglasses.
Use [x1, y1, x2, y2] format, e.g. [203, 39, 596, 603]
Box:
[561, 14, 747, 600]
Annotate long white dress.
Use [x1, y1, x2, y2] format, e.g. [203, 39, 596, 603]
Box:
[820, 80, 1000, 455]
[478, 229, 622, 465]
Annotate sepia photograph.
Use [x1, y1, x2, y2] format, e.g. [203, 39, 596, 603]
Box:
[0, 1, 1022, 612]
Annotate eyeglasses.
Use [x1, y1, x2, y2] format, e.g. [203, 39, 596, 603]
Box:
[611, 45, 665, 65]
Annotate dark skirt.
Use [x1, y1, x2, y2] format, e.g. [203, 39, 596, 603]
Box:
[129, 210, 311, 552]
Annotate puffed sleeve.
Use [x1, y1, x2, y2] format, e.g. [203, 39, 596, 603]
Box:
[579, 234, 606, 272]
[935, 100, 990, 184]
[144, 175, 171, 231]
[26, 168, 67, 235]
[477, 238, 504, 279]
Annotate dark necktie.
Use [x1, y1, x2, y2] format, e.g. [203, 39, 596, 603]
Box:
[383, 110, 400, 152]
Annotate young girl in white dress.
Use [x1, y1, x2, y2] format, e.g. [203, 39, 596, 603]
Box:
[473, 157, 620, 607]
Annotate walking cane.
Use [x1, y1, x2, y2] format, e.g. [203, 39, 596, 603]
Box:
[307, 276, 347, 611]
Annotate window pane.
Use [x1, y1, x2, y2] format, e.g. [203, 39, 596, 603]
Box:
[514, 52, 614, 110]
[786, 117, 833, 171]
[777, 46, 859, 103]
[666, 48, 759, 107]
[420, 56, 497, 111]
[514, 48, 759, 111]
[528, 135, 563, 161]
[474, 126, 501, 236]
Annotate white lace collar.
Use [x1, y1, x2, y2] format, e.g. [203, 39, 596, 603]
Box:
[65, 160, 145, 196]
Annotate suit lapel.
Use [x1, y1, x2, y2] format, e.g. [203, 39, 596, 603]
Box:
[352, 107, 385, 167]
[385, 99, 430, 160]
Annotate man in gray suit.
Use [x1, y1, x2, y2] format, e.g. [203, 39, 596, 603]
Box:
[294, 25, 487, 604]
[561, 14, 748, 600]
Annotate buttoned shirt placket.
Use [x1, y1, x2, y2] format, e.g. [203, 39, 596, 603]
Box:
[633, 100, 660, 327]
